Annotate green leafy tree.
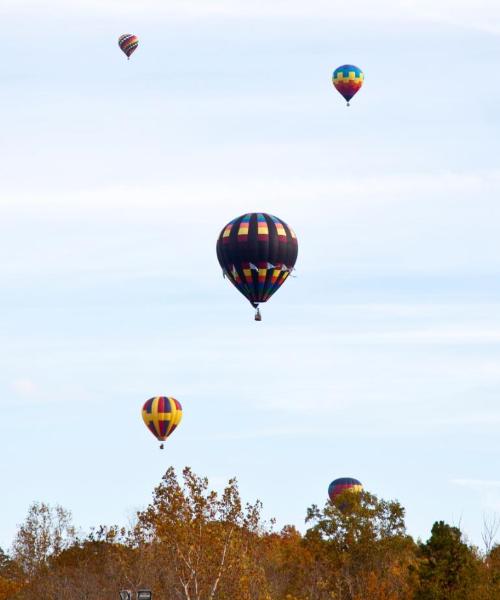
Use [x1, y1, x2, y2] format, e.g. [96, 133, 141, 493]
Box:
[415, 521, 480, 600]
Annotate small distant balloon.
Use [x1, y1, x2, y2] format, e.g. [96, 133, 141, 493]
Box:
[332, 65, 364, 106]
[142, 396, 182, 449]
[118, 34, 139, 60]
[328, 477, 363, 502]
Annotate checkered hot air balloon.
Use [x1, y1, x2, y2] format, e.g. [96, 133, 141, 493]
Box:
[332, 64, 364, 106]
[142, 396, 182, 449]
[118, 34, 139, 59]
[216, 213, 298, 321]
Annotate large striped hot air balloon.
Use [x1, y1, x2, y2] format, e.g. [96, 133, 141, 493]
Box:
[216, 213, 298, 321]
[142, 396, 182, 449]
[332, 65, 364, 106]
[118, 34, 139, 60]
[328, 477, 363, 502]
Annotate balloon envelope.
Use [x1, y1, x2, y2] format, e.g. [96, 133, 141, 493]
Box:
[142, 396, 182, 442]
[328, 477, 363, 502]
[118, 34, 139, 59]
[216, 213, 298, 310]
[332, 65, 364, 104]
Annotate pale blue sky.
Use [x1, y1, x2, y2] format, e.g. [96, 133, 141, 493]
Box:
[1, 0, 500, 550]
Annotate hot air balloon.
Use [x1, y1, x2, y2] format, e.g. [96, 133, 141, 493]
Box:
[216, 213, 298, 321]
[328, 477, 363, 504]
[332, 65, 364, 106]
[118, 34, 139, 60]
[142, 396, 182, 449]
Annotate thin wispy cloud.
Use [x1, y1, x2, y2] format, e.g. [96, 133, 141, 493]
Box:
[3, 0, 500, 33]
[11, 379, 37, 396]
[332, 329, 500, 345]
[452, 480, 500, 490]
[451, 481, 500, 511]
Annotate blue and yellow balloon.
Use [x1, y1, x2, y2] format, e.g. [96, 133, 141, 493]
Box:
[332, 65, 364, 106]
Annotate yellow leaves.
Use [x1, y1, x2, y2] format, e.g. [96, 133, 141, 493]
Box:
[11, 467, 500, 600]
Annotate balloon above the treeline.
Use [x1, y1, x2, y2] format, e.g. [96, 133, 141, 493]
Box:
[328, 477, 363, 502]
[118, 34, 139, 59]
[216, 213, 298, 321]
[142, 396, 182, 449]
[332, 65, 364, 106]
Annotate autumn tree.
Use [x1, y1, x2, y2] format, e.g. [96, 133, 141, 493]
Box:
[0, 548, 17, 580]
[19, 538, 140, 600]
[133, 466, 270, 600]
[0, 547, 23, 600]
[484, 544, 500, 594]
[11, 501, 76, 581]
[12, 471, 500, 600]
[304, 491, 417, 600]
[481, 513, 500, 555]
[261, 525, 324, 600]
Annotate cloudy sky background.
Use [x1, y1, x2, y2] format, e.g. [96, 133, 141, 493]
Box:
[1, 0, 500, 549]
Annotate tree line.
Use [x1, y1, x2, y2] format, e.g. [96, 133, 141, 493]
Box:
[1, 467, 499, 599]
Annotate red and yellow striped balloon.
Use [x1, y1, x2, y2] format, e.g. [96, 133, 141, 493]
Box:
[142, 396, 182, 446]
